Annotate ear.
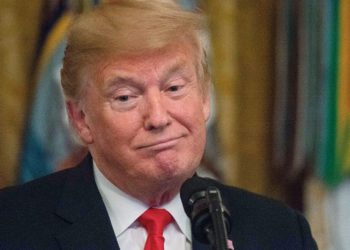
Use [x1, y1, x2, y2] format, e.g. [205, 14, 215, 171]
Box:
[66, 100, 93, 144]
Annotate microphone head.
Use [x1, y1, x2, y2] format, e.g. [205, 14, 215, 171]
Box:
[180, 175, 232, 244]
[180, 175, 214, 217]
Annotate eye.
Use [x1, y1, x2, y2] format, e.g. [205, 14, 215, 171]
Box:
[110, 94, 139, 111]
[113, 94, 139, 105]
[115, 95, 131, 102]
[168, 85, 181, 92]
[165, 82, 187, 99]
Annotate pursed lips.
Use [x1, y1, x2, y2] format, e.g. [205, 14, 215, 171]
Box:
[137, 136, 184, 151]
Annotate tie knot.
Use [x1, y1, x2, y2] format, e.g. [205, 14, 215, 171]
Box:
[138, 208, 173, 235]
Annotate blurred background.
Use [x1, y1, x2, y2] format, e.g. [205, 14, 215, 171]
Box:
[0, 0, 349, 249]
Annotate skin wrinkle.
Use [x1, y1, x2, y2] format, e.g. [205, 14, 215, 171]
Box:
[68, 41, 210, 206]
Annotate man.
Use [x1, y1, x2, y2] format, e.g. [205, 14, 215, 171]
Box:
[0, 1, 317, 249]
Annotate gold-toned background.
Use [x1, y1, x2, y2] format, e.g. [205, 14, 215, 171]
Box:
[0, 1, 330, 248]
[0, 0, 43, 186]
[0, 0, 280, 197]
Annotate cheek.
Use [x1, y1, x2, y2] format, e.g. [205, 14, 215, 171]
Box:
[89, 110, 140, 144]
[178, 99, 207, 130]
[108, 118, 140, 142]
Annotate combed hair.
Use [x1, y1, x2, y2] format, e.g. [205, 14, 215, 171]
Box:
[61, 0, 210, 101]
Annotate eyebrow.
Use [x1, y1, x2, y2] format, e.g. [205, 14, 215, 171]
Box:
[103, 73, 140, 93]
[159, 59, 189, 83]
[102, 57, 191, 93]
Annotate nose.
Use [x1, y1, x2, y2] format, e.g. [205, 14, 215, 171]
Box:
[143, 92, 171, 131]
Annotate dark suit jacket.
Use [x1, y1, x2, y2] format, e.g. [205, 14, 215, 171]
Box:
[0, 155, 317, 250]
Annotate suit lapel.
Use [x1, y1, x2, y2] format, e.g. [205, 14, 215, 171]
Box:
[54, 155, 120, 249]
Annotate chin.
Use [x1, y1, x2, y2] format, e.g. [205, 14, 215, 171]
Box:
[160, 166, 196, 189]
[157, 160, 194, 177]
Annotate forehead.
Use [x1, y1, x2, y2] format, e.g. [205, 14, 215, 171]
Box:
[96, 42, 197, 83]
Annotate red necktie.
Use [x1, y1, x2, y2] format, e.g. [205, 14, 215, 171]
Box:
[138, 208, 173, 250]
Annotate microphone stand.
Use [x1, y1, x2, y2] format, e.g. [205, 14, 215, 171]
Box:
[205, 186, 230, 250]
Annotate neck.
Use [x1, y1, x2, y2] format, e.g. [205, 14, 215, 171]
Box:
[94, 163, 184, 207]
[121, 177, 181, 207]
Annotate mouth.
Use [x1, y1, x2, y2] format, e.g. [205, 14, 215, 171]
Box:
[137, 136, 183, 151]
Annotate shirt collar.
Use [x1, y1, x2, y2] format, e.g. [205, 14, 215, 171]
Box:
[93, 162, 192, 242]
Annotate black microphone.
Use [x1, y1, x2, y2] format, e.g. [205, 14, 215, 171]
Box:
[180, 176, 232, 250]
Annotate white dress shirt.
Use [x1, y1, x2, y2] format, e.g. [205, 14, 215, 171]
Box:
[93, 163, 192, 250]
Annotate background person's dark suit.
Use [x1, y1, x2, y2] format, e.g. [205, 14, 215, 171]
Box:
[0, 155, 317, 250]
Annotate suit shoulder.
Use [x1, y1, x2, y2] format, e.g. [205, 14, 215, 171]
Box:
[198, 177, 293, 214]
[0, 167, 77, 211]
[201, 178, 317, 249]
[221, 182, 300, 220]
[200, 177, 306, 230]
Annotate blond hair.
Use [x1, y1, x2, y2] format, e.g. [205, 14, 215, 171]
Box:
[61, 0, 210, 101]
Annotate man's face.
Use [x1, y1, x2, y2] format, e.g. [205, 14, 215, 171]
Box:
[68, 42, 210, 199]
